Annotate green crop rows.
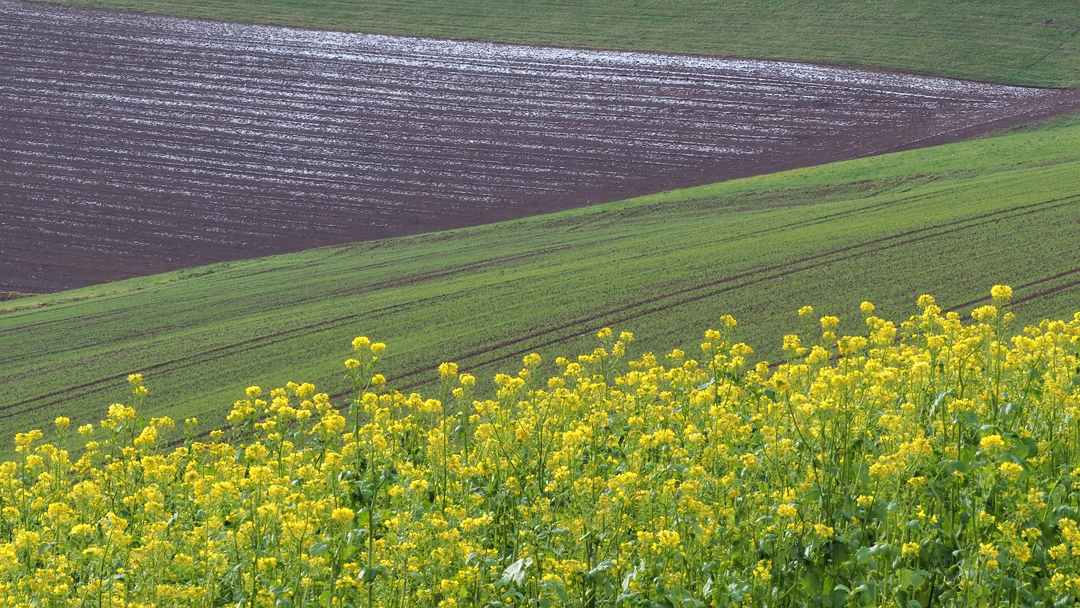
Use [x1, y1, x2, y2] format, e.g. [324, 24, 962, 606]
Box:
[3, 114, 1079, 441]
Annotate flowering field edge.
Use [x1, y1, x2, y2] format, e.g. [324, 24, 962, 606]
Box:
[6, 287, 1080, 607]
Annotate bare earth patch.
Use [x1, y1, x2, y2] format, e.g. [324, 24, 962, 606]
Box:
[2, 0, 1079, 294]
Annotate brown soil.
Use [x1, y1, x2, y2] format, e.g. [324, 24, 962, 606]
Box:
[3, 0, 1080, 294]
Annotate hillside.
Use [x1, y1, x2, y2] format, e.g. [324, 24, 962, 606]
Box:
[10, 0, 1079, 294]
[2, 112, 1079, 438]
[4, 0, 1080, 440]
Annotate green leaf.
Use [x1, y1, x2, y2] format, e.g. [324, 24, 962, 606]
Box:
[552, 582, 568, 603]
[800, 567, 821, 595]
[308, 542, 329, 556]
[869, 543, 892, 560]
[590, 560, 617, 576]
[830, 587, 849, 608]
[1021, 436, 1039, 457]
[355, 509, 372, 527]
[898, 569, 926, 590]
[931, 389, 956, 416]
[853, 579, 877, 597]
[856, 546, 873, 566]
[346, 529, 366, 547]
[727, 582, 751, 602]
[1001, 401, 1022, 421]
[950, 459, 971, 474]
[498, 557, 533, 588]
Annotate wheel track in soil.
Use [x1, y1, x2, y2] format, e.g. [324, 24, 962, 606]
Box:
[947, 271, 1080, 315]
[383, 194, 1080, 392]
[4, 193, 1076, 416]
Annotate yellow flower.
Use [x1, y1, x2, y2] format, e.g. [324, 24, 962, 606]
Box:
[70, 524, 93, 537]
[132, 426, 157, 449]
[352, 336, 371, 350]
[245, 386, 262, 398]
[345, 358, 361, 370]
[246, 443, 268, 461]
[860, 301, 875, 314]
[753, 560, 772, 582]
[655, 530, 681, 549]
[980, 434, 1006, 453]
[901, 542, 920, 558]
[991, 285, 1013, 301]
[54, 417, 70, 429]
[971, 305, 998, 321]
[798, 305, 814, 318]
[999, 461, 1024, 481]
[331, 507, 355, 524]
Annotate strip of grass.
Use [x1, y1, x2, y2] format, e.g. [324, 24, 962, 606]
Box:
[2, 114, 1079, 442]
[38, 0, 1080, 87]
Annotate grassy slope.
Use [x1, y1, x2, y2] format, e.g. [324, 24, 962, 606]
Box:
[37, 0, 1080, 88]
[3, 115, 1079, 438]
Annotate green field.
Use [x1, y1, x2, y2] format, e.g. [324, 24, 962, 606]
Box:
[43, 0, 1080, 87]
[3, 113, 1079, 440]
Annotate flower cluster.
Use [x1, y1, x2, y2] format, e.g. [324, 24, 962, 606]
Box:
[3, 287, 1080, 607]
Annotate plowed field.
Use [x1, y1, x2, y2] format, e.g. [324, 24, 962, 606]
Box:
[3, 0, 1079, 294]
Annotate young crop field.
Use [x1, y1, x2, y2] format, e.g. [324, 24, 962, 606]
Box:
[6, 0, 1078, 294]
[2, 114, 1079, 443]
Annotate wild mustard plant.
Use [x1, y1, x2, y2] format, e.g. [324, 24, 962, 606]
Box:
[3, 287, 1080, 606]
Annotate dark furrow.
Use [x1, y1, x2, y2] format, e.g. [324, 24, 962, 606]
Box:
[5, 0, 1080, 293]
